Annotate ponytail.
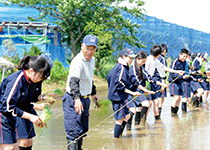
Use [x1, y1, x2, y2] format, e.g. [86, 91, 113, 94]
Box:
[16, 55, 51, 80]
[16, 55, 31, 70]
[134, 51, 147, 79]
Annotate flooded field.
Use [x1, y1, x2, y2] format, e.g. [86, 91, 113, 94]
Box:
[33, 92, 210, 150]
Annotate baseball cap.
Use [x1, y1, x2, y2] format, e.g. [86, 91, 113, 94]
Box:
[83, 34, 98, 48]
[41, 54, 53, 69]
[120, 48, 136, 57]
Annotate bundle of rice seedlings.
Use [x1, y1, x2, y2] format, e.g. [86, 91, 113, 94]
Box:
[46, 96, 56, 105]
[96, 100, 112, 117]
[40, 105, 53, 128]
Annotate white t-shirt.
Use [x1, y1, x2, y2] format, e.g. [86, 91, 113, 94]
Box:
[145, 55, 166, 78]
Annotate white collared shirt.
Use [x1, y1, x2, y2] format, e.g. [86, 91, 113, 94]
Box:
[66, 51, 95, 96]
[145, 55, 166, 77]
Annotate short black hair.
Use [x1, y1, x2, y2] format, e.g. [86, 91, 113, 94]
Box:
[191, 52, 198, 60]
[150, 44, 161, 57]
[159, 43, 168, 53]
[180, 48, 188, 55]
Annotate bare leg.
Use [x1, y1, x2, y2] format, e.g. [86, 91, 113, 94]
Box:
[0, 143, 19, 150]
[153, 99, 160, 117]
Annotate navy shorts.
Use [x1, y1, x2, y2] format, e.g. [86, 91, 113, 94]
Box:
[149, 78, 164, 100]
[169, 82, 182, 96]
[62, 92, 90, 140]
[189, 80, 202, 93]
[126, 91, 147, 108]
[181, 81, 191, 98]
[16, 117, 35, 139]
[201, 79, 210, 91]
[0, 113, 17, 144]
[112, 100, 130, 120]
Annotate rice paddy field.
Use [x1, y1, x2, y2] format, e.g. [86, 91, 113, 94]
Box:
[33, 91, 210, 150]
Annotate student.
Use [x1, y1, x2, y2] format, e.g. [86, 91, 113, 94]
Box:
[133, 51, 148, 126]
[16, 54, 55, 150]
[126, 51, 167, 130]
[0, 55, 51, 150]
[157, 43, 168, 117]
[106, 48, 140, 138]
[204, 60, 210, 103]
[145, 45, 184, 120]
[62, 34, 99, 150]
[190, 52, 205, 107]
[181, 50, 193, 112]
[168, 49, 191, 114]
[199, 53, 209, 103]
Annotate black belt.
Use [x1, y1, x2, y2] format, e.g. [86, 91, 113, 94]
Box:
[80, 95, 89, 99]
[66, 91, 89, 99]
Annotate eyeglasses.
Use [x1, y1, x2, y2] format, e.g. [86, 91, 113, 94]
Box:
[84, 45, 96, 52]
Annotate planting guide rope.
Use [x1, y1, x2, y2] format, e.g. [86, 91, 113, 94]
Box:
[59, 74, 182, 150]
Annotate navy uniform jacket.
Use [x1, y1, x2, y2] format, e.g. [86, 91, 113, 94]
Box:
[0, 69, 38, 119]
[158, 54, 167, 79]
[168, 58, 185, 83]
[192, 59, 202, 79]
[129, 64, 157, 91]
[158, 54, 167, 67]
[106, 59, 130, 102]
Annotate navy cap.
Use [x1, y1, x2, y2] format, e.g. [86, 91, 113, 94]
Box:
[120, 48, 136, 57]
[41, 54, 53, 69]
[83, 34, 98, 48]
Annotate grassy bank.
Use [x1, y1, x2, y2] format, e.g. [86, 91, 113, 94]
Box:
[42, 75, 108, 99]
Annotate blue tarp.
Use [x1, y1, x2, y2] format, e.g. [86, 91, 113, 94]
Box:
[0, 3, 67, 67]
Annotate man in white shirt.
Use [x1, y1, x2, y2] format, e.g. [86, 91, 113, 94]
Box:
[62, 34, 99, 150]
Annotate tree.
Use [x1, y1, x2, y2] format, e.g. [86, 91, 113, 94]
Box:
[8, 0, 146, 58]
[2, 39, 17, 57]
[23, 45, 43, 56]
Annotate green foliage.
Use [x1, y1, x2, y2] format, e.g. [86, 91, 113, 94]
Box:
[53, 88, 63, 94]
[95, 55, 116, 78]
[0, 69, 14, 82]
[146, 81, 150, 90]
[50, 59, 69, 81]
[200, 62, 206, 72]
[23, 45, 43, 56]
[10, 53, 21, 65]
[9, 0, 146, 58]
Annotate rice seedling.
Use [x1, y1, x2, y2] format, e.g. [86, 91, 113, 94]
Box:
[53, 88, 63, 94]
[96, 99, 112, 117]
[40, 105, 53, 128]
[46, 95, 56, 105]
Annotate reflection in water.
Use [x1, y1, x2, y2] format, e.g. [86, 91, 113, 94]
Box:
[33, 92, 210, 150]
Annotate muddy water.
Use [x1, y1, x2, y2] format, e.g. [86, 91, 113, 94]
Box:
[33, 92, 210, 150]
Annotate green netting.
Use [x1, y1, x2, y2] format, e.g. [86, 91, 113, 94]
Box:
[0, 35, 51, 44]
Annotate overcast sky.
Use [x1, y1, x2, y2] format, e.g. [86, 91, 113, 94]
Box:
[143, 0, 210, 33]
